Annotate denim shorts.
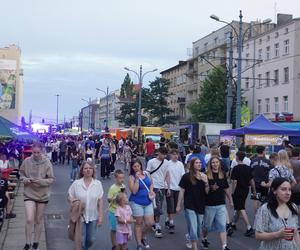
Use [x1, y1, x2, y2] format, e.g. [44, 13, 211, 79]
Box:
[130, 202, 154, 217]
[203, 205, 227, 233]
[184, 209, 204, 241]
[108, 211, 117, 231]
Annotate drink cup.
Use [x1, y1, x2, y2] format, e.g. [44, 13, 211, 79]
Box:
[284, 227, 294, 241]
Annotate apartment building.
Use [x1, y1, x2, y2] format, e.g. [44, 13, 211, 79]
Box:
[95, 90, 121, 130]
[237, 14, 300, 121]
[162, 22, 245, 124]
[161, 61, 188, 124]
[0, 45, 24, 124]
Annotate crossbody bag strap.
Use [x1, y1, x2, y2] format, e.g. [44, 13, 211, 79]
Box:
[150, 159, 164, 175]
[275, 167, 282, 177]
[139, 175, 150, 192]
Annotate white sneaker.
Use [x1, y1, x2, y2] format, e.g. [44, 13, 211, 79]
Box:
[185, 234, 192, 249]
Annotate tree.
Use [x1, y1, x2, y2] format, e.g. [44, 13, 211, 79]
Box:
[188, 66, 227, 123]
[145, 77, 176, 126]
[120, 73, 133, 98]
[118, 74, 149, 126]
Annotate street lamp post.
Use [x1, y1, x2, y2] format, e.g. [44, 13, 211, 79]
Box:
[124, 65, 157, 145]
[210, 12, 271, 128]
[236, 10, 243, 129]
[55, 94, 60, 128]
[96, 87, 109, 132]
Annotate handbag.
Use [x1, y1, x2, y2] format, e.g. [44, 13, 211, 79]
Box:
[139, 173, 157, 209]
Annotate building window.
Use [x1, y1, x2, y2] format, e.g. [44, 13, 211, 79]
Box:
[267, 35, 270, 41]
[283, 96, 288, 112]
[285, 27, 289, 34]
[246, 53, 249, 66]
[266, 46, 270, 60]
[275, 43, 279, 57]
[265, 98, 270, 113]
[274, 69, 279, 85]
[274, 97, 279, 113]
[245, 101, 248, 107]
[246, 43, 249, 49]
[258, 74, 262, 88]
[245, 77, 249, 89]
[258, 49, 262, 60]
[259, 38, 262, 44]
[265, 72, 270, 87]
[284, 67, 289, 83]
[214, 37, 218, 45]
[194, 47, 199, 56]
[258, 99, 262, 114]
[275, 32, 279, 38]
[284, 40, 289, 55]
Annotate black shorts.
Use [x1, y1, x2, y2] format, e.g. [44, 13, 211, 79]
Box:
[291, 193, 300, 206]
[166, 190, 179, 214]
[24, 199, 49, 204]
[256, 186, 269, 200]
[232, 189, 249, 210]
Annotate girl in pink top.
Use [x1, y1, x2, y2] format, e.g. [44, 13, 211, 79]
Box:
[115, 192, 135, 250]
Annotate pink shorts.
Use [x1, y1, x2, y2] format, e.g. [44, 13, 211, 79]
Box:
[116, 232, 129, 245]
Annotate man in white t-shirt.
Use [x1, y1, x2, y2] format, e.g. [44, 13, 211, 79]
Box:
[230, 155, 251, 169]
[165, 149, 185, 233]
[146, 146, 170, 238]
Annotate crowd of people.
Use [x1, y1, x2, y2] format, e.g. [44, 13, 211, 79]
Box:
[3, 135, 300, 250]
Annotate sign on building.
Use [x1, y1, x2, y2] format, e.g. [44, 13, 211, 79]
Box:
[0, 59, 17, 110]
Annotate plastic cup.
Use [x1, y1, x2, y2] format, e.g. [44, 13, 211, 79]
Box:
[284, 227, 294, 241]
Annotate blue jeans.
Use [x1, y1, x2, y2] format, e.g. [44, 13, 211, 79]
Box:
[184, 209, 204, 241]
[203, 205, 227, 232]
[70, 166, 78, 181]
[81, 221, 97, 250]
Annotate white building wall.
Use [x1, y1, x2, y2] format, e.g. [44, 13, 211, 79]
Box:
[234, 19, 300, 121]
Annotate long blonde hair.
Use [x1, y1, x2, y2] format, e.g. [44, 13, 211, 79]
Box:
[206, 156, 224, 180]
[278, 149, 292, 171]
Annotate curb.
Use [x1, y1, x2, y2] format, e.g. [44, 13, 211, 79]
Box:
[0, 183, 47, 250]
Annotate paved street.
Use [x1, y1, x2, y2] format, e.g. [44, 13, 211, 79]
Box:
[45, 161, 260, 250]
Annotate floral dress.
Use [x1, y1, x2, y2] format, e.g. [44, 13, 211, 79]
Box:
[254, 203, 298, 250]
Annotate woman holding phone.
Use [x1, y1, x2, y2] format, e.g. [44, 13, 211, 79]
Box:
[20, 142, 55, 250]
[254, 177, 300, 250]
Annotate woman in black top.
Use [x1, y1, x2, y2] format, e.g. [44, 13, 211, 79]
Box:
[176, 157, 209, 250]
[202, 157, 233, 250]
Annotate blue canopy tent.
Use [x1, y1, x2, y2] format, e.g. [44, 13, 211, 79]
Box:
[220, 115, 300, 136]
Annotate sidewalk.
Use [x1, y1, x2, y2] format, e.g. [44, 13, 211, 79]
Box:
[0, 184, 47, 250]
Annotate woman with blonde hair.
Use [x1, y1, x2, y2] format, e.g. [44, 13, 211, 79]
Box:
[202, 157, 233, 250]
[266, 150, 296, 188]
[68, 161, 104, 250]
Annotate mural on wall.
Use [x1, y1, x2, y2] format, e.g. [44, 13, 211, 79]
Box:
[0, 59, 17, 110]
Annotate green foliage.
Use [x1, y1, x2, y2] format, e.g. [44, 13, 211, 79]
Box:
[144, 77, 176, 126]
[118, 74, 148, 127]
[120, 73, 133, 98]
[188, 66, 227, 123]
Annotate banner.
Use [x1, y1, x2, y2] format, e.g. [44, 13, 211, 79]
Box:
[245, 134, 288, 146]
[0, 59, 17, 109]
[241, 105, 251, 126]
